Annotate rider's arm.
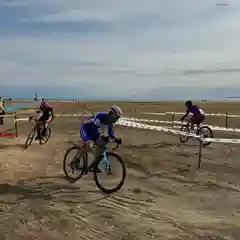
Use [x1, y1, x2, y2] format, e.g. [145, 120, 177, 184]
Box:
[47, 111, 53, 121]
[108, 123, 115, 139]
[180, 109, 189, 121]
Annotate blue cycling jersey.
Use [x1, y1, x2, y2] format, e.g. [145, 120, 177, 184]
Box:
[80, 112, 115, 142]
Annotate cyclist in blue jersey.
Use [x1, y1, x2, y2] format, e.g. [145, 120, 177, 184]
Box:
[180, 101, 205, 132]
[79, 106, 123, 170]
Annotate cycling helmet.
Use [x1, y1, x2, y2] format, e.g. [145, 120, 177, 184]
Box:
[40, 99, 48, 108]
[185, 100, 192, 106]
[109, 105, 123, 117]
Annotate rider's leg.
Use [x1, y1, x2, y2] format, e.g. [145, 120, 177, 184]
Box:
[190, 121, 194, 131]
[0, 111, 4, 125]
[89, 137, 107, 173]
[194, 114, 205, 134]
[41, 120, 48, 137]
[94, 137, 106, 159]
[197, 115, 205, 132]
[78, 125, 99, 156]
[79, 126, 103, 172]
[35, 121, 42, 139]
[189, 117, 195, 131]
[190, 115, 201, 131]
[186, 113, 194, 131]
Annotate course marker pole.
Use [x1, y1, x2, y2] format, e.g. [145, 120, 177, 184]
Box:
[225, 112, 228, 129]
[14, 113, 18, 137]
[198, 139, 203, 168]
[171, 114, 175, 128]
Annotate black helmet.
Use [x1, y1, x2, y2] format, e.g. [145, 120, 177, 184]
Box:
[185, 100, 192, 106]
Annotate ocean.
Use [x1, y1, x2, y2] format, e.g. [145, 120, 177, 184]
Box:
[0, 85, 240, 101]
[4, 102, 38, 112]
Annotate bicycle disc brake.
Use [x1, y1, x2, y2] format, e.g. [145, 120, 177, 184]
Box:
[69, 158, 82, 173]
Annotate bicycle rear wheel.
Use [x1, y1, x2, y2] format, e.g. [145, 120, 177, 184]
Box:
[24, 126, 36, 149]
[179, 124, 190, 143]
[63, 146, 87, 182]
[198, 126, 213, 147]
[94, 152, 126, 194]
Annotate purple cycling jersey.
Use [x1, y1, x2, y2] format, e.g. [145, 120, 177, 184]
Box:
[187, 105, 203, 115]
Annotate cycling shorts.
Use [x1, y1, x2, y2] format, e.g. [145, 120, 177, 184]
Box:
[39, 115, 53, 122]
[189, 113, 205, 125]
[80, 124, 101, 142]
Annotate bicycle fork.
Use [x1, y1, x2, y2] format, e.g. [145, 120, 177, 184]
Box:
[101, 146, 111, 174]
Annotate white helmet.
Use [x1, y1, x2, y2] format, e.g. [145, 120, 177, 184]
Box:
[109, 105, 123, 117]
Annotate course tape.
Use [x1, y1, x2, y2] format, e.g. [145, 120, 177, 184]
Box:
[142, 111, 240, 118]
[122, 117, 240, 133]
[14, 114, 199, 138]
[13, 113, 240, 143]
[118, 119, 199, 138]
[5, 111, 240, 118]
[118, 120, 240, 144]
[1, 114, 16, 118]
[14, 113, 91, 122]
[12, 113, 240, 133]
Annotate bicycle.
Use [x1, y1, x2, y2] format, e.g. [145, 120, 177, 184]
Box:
[24, 113, 52, 149]
[63, 138, 126, 194]
[179, 122, 213, 146]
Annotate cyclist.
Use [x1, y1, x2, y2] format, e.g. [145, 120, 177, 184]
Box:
[34, 99, 54, 140]
[0, 97, 5, 125]
[78, 106, 123, 171]
[180, 100, 205, 132]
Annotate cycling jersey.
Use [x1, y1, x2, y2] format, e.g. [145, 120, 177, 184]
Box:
[39, 107, 54, 122]
[186, 105, 204, 116]
[80, 112, 115, 142]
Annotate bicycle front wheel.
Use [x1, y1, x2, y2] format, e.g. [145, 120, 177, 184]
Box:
[24, 126, 36, 149]
[198, 126, 213, 147]
[179, 124, 190, 143]
[94, 152, 126, 194]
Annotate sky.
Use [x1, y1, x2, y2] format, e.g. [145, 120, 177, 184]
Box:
[0, 0, 240, 99]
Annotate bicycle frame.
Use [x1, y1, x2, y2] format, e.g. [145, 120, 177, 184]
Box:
[83, 140, 119, 174]
[184, 122, 203, 132]
[84, 144, 109, 174]
[101, 145, 110, 172]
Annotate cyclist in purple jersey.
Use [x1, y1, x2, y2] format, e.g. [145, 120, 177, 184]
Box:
[180, 101, 205, 131]
[30, 99, 54, 140]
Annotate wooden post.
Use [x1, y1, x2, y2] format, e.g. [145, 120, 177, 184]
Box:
[198, 140, 203, 168]
[83, 103, 86, 114]
[225, 112, 228, 129]
[171, 113, 175, 128]
[14, 113, 18, 137]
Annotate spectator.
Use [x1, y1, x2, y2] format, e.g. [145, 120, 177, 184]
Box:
[0, 97, 5, 125]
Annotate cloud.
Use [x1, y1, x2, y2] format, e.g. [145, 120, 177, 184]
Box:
[1, 0, 240, 98]
[183, 68, 240, 75]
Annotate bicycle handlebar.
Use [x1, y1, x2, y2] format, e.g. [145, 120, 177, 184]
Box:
[29, 116, 39, 123]
[100, 136, 122, 150]
[112, 142, 120, 150]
